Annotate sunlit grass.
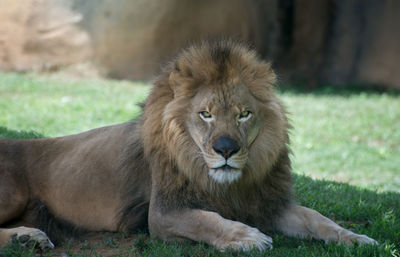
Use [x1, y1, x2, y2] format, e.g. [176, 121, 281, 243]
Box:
[282, 93, 400, 192]
[0, 72, 149, 137]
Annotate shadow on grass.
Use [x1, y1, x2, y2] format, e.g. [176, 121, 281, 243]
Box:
[293, 174, 400, 243]
[0, 126, 44, 139]
[277, 83, 400, 96]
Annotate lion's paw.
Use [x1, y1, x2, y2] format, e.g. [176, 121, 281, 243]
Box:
[218, 223, 273, 251]
[11, 226, 54, 252]
[339, 230, 377, 246]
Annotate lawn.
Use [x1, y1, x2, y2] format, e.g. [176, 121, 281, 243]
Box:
[0, 72, 399, 256]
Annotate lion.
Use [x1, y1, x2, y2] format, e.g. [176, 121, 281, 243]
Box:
[0, 40, 376, 252]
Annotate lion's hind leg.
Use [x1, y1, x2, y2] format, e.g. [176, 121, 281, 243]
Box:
[275, 204, 377, 246]
[0, 148, 53, 251]
[0, 182, 55, 251]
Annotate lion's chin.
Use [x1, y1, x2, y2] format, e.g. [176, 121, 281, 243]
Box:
[208, 166, 242, 184]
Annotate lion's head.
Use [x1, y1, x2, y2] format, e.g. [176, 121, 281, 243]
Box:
[143, 41, 289, 188]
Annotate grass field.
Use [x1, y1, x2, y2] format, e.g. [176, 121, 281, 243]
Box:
[0, 72, 399, 256]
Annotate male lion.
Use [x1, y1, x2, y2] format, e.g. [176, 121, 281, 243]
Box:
[0, 41, 376, 252]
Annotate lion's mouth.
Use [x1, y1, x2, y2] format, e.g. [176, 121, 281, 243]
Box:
[218, 164, 233, 172]
[211, 162, 240, 170]
[208, 165, 242, 184]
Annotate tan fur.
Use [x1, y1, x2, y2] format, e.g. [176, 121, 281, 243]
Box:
[0, 41, 376, 251]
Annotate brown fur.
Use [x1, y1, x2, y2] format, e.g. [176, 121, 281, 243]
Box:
[0, 41, 376, 251]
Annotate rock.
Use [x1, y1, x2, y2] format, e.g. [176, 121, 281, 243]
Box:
[1, 0, 399, 89]
[73, 0, 258, 80]
[273, 0, 400, 89]
[0, 0, 91, 71]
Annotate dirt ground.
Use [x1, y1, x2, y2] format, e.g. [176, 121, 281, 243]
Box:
[47, 232, 140, 256]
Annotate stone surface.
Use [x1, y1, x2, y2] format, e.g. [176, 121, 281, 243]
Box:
[73, 0, 258, 80]
[0, 0, 399, 88]
[273, 0, 400, 89]
[0, 0, 91, 71]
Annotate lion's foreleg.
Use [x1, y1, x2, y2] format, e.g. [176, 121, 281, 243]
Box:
[149, 208, 272, 251]
[275, 204, 377, 245]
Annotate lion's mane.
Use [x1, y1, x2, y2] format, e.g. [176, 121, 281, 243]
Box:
[140, 41, 293, 227]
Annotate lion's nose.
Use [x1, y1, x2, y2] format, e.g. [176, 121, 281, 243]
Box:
[212, 136, 240, 159]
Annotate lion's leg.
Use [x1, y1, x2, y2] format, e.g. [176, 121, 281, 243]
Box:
[0, 188, 54, 250]
[275, 204, 377, 245]
[149, 208, 273, 251]
[0, 152, 53, 251]
[0, 169, 27, 225]
[0, 184, 55, 251]
[0, 195, 27, 227]
[0, 139, 30, 227]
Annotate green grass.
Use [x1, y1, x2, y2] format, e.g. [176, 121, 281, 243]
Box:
[0, 72, 399, 256]
[0, 72, 149, 137]
[283, 92, 400, 193]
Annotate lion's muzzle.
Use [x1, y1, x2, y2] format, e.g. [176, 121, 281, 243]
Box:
[207, 136, 244, 184]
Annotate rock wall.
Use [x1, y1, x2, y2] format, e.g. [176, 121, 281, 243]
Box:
[0, 0, 91, 71]
[1, 0, 399, 88]
[271, 0, 400, 88]
[73, 0, 259, 80]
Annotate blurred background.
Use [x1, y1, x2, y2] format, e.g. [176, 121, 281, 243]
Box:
[1, 0, 399, 89]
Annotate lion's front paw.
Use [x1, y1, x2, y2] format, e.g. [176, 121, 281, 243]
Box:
[217, 223, 273, 251]
[339, 230, 377, 246]
[11, 226, 54, 252]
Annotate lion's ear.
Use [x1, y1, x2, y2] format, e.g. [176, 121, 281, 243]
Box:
[168, 71, 194, 98]
[169, 58, 193, 91]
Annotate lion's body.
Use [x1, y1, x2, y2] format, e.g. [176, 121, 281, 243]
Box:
[0, 124, 149, 236]
[0, 41, 376, 251]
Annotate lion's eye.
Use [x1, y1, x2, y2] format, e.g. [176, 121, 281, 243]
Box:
[238, 110, 252, 121]
[199, 111, 213, 120]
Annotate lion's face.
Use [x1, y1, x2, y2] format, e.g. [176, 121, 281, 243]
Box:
[146, 41, 288, 188]
[186, 82, 262, 184]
